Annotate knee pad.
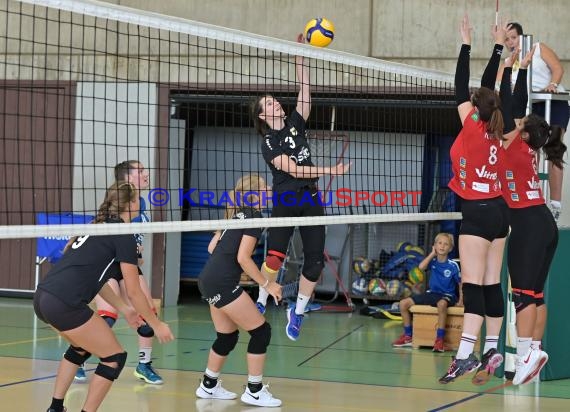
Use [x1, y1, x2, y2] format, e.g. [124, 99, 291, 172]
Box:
[512, 288, 535, 313]
[263, 250, 286, 274]
[247, 322, 271, 355]
[95, 351, 127, 381]
[64, 345, 92, 365]
[534, 291, 545, 307]
[483, 283, 504, 317]
[462, 283, 485, 317]
[137, 322, 155, 338]
[212, 330, 239, 357]
[302, 253, 324, 282]
[98, 310, 118, 328]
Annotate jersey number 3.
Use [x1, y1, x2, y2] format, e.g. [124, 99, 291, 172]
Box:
[71, 235, 90, 249]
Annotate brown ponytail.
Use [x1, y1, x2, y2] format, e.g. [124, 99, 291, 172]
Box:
[472, 87, 504, 140]
[524, 114, 567, 168]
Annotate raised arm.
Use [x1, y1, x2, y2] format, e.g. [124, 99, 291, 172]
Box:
[295, 33, 311, 121]
[481, 20, 506, 90]
[456, 15, 474, 124]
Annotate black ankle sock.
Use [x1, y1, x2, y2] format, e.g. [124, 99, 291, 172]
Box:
[49, 398, 64, 411]
[248, 382, 263, 393]
[202, 374, 218, 389]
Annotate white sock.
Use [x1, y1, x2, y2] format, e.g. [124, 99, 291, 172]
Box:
[205, 367, 220, 379]
[516, 337, 532, 357]
[456, 333, 477, 360]
[248, 374, 262, 384]
[531, 340, 542, 350]
[483, 335, 499, 354]
[257, 285, 269, 306]
[139, 347, 152, 364]
[295, 293, 311, 315]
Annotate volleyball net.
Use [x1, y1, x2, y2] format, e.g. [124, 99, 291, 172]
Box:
[0, 0, 462, 240]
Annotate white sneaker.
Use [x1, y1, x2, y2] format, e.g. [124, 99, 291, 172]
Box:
[513, 348, 549, 385]
[241, 385, 282, 407]
[195, 380, 237, 400]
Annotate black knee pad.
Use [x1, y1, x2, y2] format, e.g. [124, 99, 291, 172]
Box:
[95, 351, 127, 381]
[97, 310, 118, 328]
[212, 330, 239, 357]
[248, 322, 271, 354]
[462, 283, 485, 317]
[137, 322, 155, 338]
[302, 254, 324, 282]
[64, 345, 92, 365]
[483, 283, 504, 317]
[512, 289, 535, 313]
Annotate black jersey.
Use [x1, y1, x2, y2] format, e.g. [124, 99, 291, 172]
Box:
[37, 229, 138, 308]
[199, 208, 263, 285]
[261, 110, 318, 192]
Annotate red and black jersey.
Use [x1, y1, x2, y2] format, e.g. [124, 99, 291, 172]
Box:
[449, 108, 502, 200]
[261, 110, 318, 192]
[499, 134, 545, 208]
[37, 221, 138, 308]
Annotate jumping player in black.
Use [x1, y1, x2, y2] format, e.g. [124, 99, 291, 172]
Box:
[195, 174, 283, 408]
[251, 34, 350, 341]
[34, 182, 174, 412]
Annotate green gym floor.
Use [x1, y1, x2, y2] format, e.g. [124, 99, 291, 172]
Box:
[1, 289, 570, 412]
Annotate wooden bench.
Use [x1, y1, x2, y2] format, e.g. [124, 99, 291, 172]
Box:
[409, 305, 480, 351]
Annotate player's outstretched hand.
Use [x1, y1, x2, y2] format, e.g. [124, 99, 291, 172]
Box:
[330, 162, 352, 176]
[154, 321, 175, 343]
[123, 306, 144, 330]
[460, 14, 472, 45]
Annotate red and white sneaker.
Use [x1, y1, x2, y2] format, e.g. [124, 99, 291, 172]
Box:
[432, 338, 445, 352]
[513, 348, 549, 385]
[392, 334, 413, 347]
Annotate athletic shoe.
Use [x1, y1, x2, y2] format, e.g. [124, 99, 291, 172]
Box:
[392, 334, 413, 348]
[286, 306, 304, 341]
[256, 302, 266, 315]
[241, 385, 282, 407]
[134, 362, 163, 385]
[195, 380, 237, 400]
[513, 348, 549, 385]
[74, 364, 87, 382]
[439, 353, 481, 384]
[304, 302, 322, 313]
[472, 348, 504, 385]
[432, 338, 445, 353]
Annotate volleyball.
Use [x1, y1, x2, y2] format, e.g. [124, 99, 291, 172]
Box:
[304, 17, 335, 47]
[386, 279, 402, 297]
[352, 277, 369, 295]
[368, 278, 386, 296]
[353, 256, 371, 275]
[408, 266, 425, 285]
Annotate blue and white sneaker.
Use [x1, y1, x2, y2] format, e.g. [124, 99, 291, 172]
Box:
[286, 306, 304, 341]
[255, 302, 266, 315]
[74, 364, 87, 382]
[134, 362, 163, 385]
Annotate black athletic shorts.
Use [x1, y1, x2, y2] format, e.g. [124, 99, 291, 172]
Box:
[459, 196, 509, 241]
[508, 204, 558, 292]
[110, 265, 144, 282]
[198, 277, 244, 309]
[412, 291, 457, 307]
[33, 288, 94, 331]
